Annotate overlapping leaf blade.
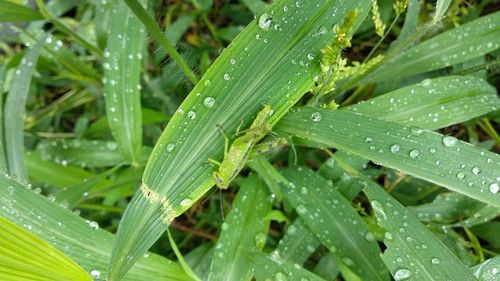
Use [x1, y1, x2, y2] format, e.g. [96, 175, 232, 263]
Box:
[276, 108, 500, 207]
[363, 180, 478, 280]
[346, 76, 499, 130]
[0, 1, 43, 22]
[103, 0, 146, 164]
[281, 167, 389, 281]
[109, 1, 372, 279]
[0, 173, 192, 281]
[208, 175, 271, 281]
[0, 217, 91, 281]
[358, 11, 500, 84]
[275, 218, 320, 264]
[4, 38, 43, 180]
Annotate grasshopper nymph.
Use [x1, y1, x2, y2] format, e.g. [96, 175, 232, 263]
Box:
[210, 105, 274, 189]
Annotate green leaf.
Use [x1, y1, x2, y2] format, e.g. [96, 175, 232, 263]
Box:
[275, 218, 320, 264]
[103, 0, 146, 164]
[0, 64, 7, 170]
[408, 193, 485, 223]
[25, 151, 97, 188]
[208, 175, 272, 281]
[281, 167, 389, 281]
[358, 11, 500, 84]
[276, 107, 500, 207]
[0, 1, 44, 22]
[241, 0, 268, 14]
[0, 172, 192, 281]
[248, 252, 327, 281]
[434, 0, 452, 23]
[346, 76, 499, 130]
[36, 139, 151, 168]
[363, 180, 478, 281]
[0, 216, 92, 281]
[110, 1, 372, 279]
[471, 256, 500, 280]
[4, 37, 44, 180]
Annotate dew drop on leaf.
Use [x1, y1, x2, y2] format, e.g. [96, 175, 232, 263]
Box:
[311, 112, 321, 122]
[489, 183, 499, 194]
[180, 198, 192, 207]
[394, 268, 411, 280]
[409, 149, 420, 159]
[258, 13, 272, 31]
[187, 111, 196, 120]
[166, 143, 175, 152]
[471, 167, 481, 175]
[390, 144, 401, 153]
[442, 135, 457, 147]
[204, 97, 215, 108]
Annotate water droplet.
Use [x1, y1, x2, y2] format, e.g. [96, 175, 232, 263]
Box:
[258, 13, 272, 31]
[87, 221, 99, 230]
[307, 53, 315, 60]
[229, 58, 236, 64]
[143, 253, 150, 258]
[187, 110, 196, 120]
[365, 232, 375, 241]
[180, 198, 192, 207]
[365, 137, 373, 143]
[489, 183, 499, 194]
[274, 272, 288, 281]
[90, 269, 101, 278]
[311, 112, 322, 122]
[204, 97, 215, 108]
[390, 144, 401, 153]
[221, 222, 229, 230]
[429, 148, 437, 154]
[296, 205, 307, 215]
[166, 143, 175, 152]
[442, 135, 457, 147]
[254, 233, 267, 248]
[384, 232, 393, 240]
[394, 268, 411, 280]
[421, 79, 432, 87]
[471, 167, 480, 175]
[106, 142, 117, 150]
[409, 149, 420, 159]
[456, 172, 465, 180]
[223, 73, 230, 81]
[204, 80, 211, 86]
[431, 257, 440, 264]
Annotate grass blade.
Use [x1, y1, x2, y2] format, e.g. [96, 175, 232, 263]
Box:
[434, 0, 452, 23]
[276, 108, 500, 207]
[0, 65, 6, 170]
[346, 76, 499, 130]
[358, 11, 500, 84]
[249, 252, 327, 281]
[275, 218, 320, 264]
[4, 38, 43, 180]
[0, 172, 192, 281]
[363, 180, 478, 280]
[36, 139, 151, 168]
[281, 167, 389, 281]
[471, 256, 500, 280]
[0, 217, 92, 281]
[109, 1, 372, 278]
[123, 0, 199, 84]
[103, 0, 146, 164]
[0, 1, 43, 22]
[208, 175, 271, 281]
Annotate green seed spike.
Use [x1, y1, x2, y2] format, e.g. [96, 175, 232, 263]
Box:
[371, 0, 386, 37]
[313, 9, 359, 104]
[393, 0, 409, 16]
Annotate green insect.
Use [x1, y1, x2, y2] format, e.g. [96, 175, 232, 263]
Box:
[210, 105, 277, 190]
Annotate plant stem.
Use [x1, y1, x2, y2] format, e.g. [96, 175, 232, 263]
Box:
[364, 14, 400, 63]
[124, 0, 199, 85]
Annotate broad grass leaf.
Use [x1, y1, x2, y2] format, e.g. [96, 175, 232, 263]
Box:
[109, 1, 372, 279]
[208, 175, 271, 281]
[0, 217, 92, 281]
[363, 180, 478, 280]
[103, 0, 146, 164]
[281, 167, 389, 281]
[0, 172, 192, 281]
[276, 108, 500, 207]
